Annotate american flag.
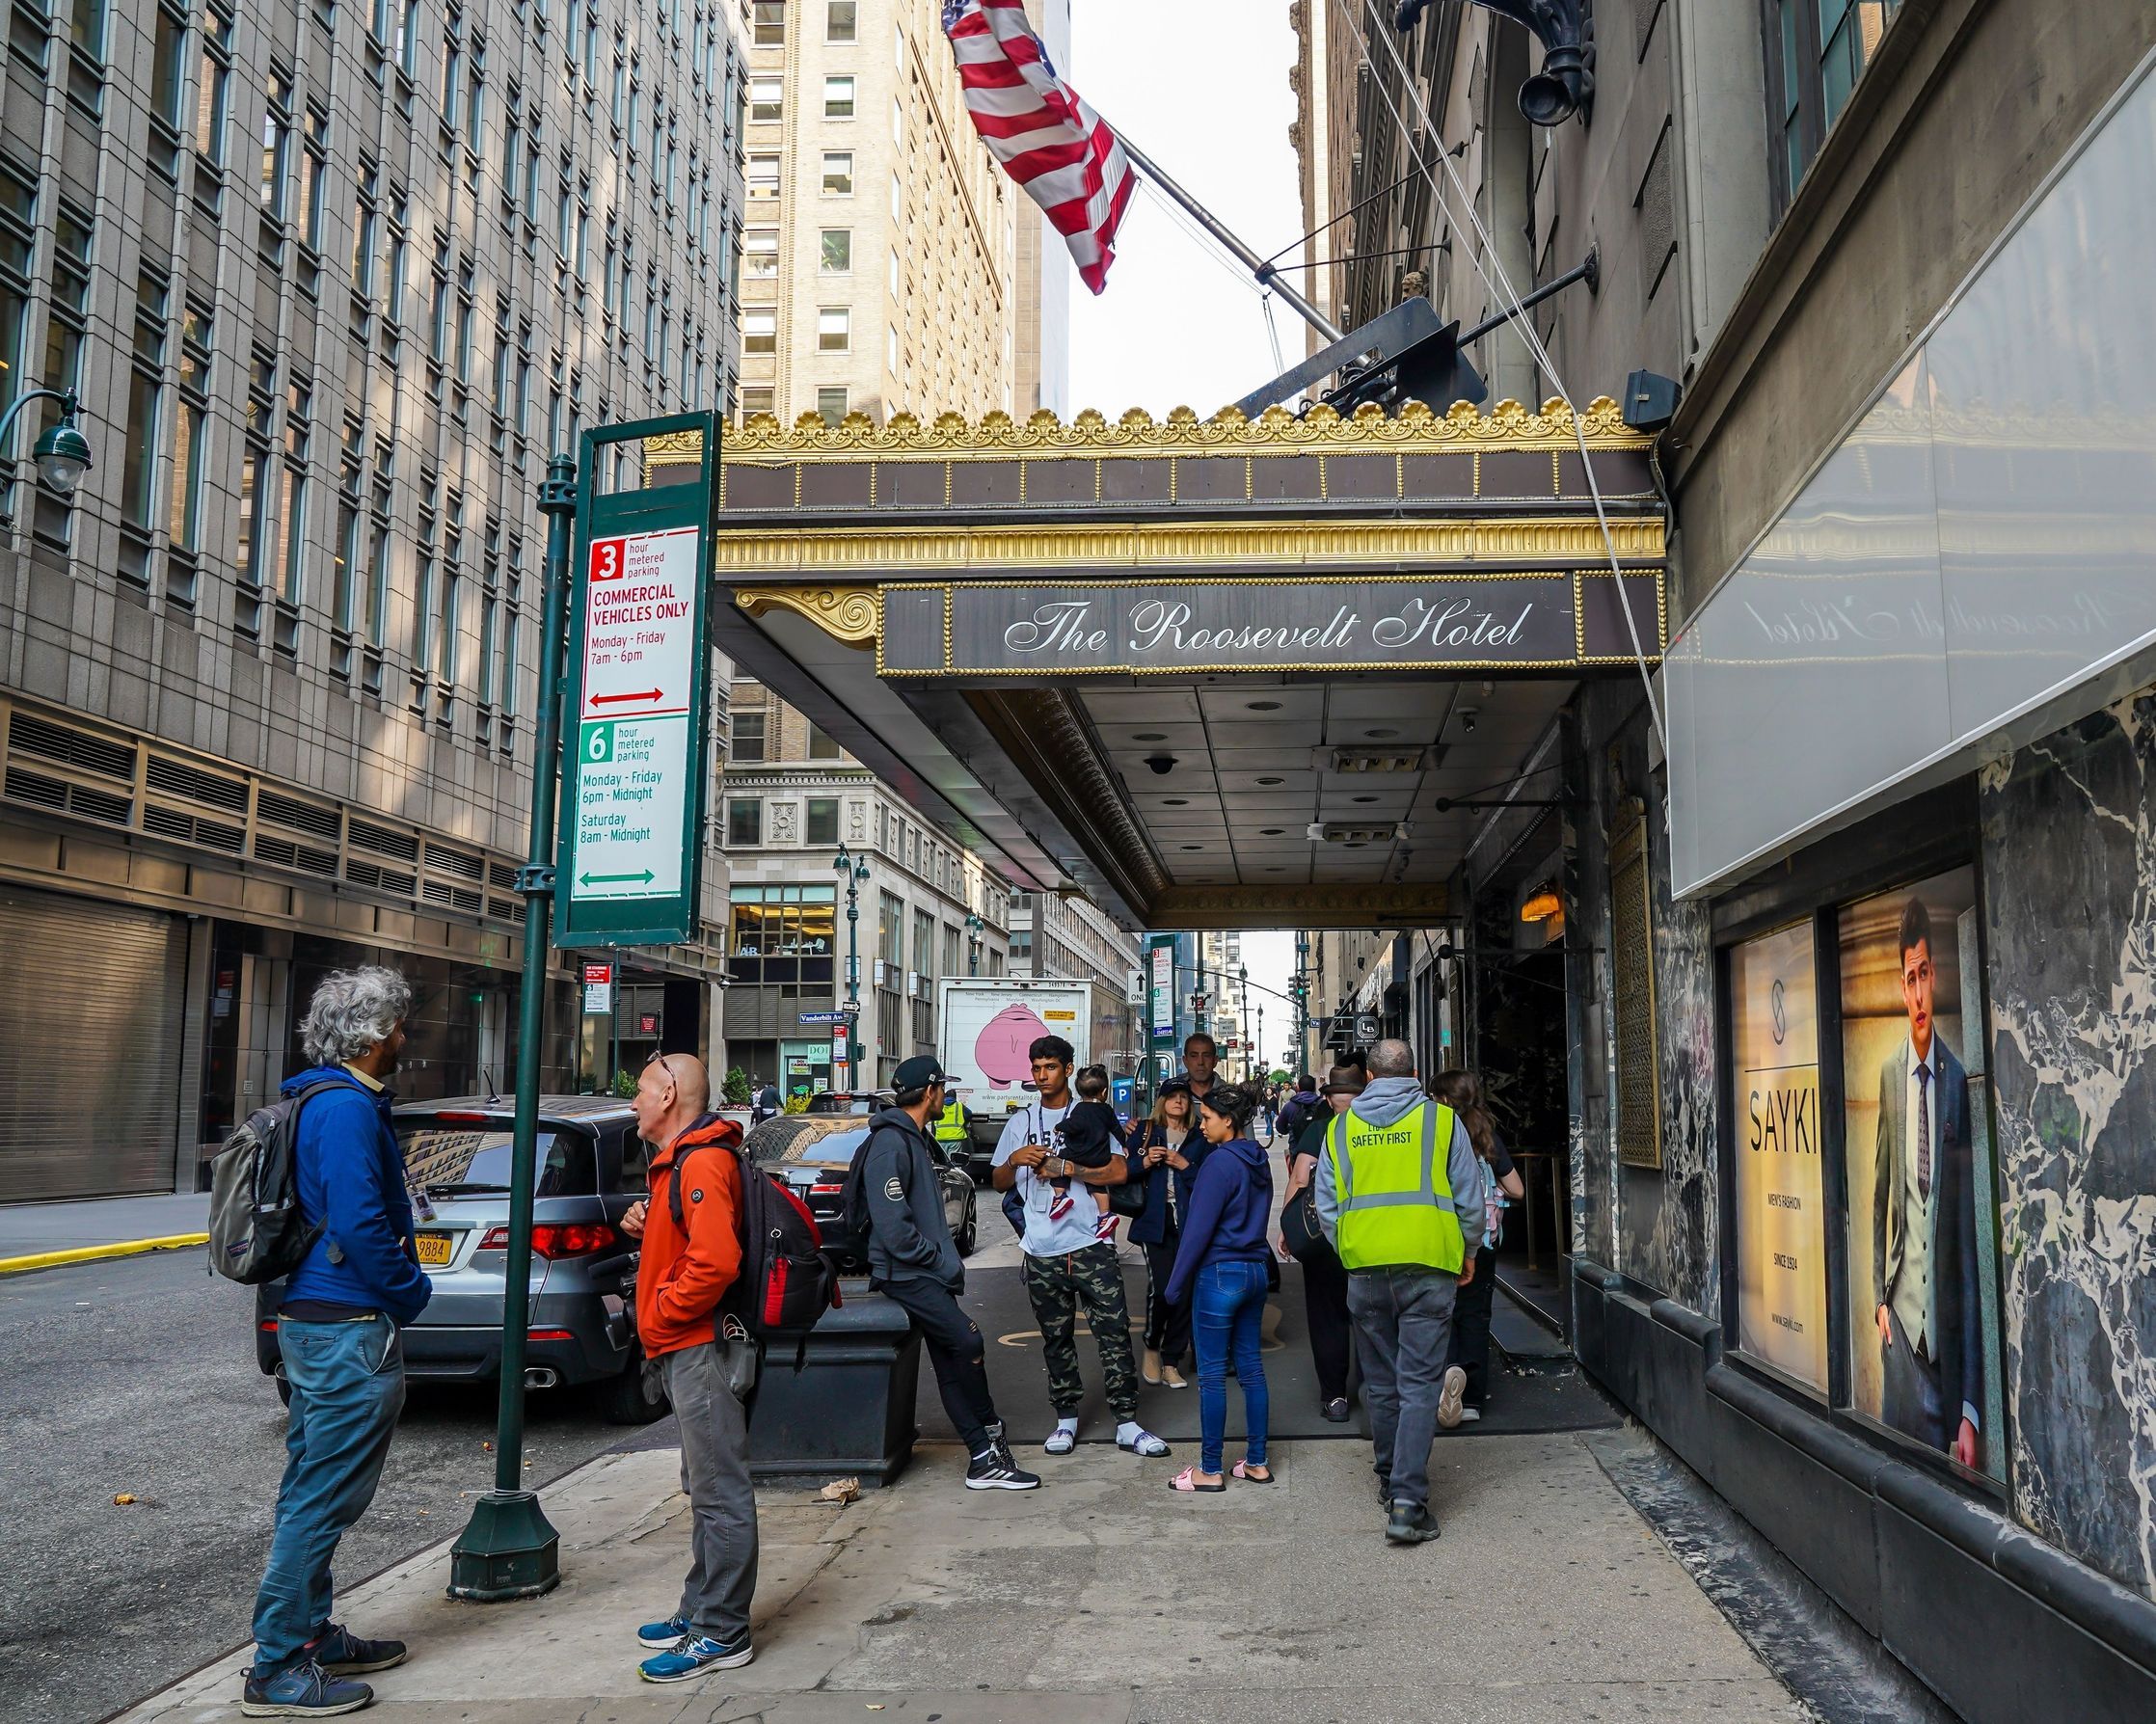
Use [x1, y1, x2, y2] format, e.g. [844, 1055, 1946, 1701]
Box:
[941, 0, 1137, 295]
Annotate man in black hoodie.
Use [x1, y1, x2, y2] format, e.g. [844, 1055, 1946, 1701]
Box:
[859, 1056, 1039, 1492]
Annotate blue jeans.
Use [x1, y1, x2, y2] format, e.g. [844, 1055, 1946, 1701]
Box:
[253, 1316, 406, 1674]
[1193, 1258, 1269, 1475]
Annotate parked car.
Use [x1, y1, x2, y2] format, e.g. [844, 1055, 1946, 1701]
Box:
[803, 1091, 895, 1118]
[255, 1094, 666, 1424]
[746, 1114, 977, 1271]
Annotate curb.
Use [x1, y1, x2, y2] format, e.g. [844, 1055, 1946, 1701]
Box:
[0, 1232, 210, 1277]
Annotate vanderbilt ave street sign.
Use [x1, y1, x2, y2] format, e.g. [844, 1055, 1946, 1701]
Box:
[556, 416, 719, 949]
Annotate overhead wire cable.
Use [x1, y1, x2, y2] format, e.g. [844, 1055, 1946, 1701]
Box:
[1324, 0, 1671, 758]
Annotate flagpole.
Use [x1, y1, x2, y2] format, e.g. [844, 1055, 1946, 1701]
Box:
[1115, 136, 1346, 346]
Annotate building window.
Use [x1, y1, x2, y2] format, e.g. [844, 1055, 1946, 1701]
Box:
[826, 0, 855, 41]
[751, 0, 784, 47]
[750, 74, 781, 121]
[727, 798, 763, 846]
[731, 709, 766, 761]
[1764, 0, 1901, 211]
[816, 307, 849, 352]
[807, 721, 842, 760]
[0, 162, 34, 426]
[804, 797, 839, 846]
[744, 229, 778, 278]
[748, 152, 779, 198]
[741, 386, 775, 418]
[821, 149, 852, 195]
[815, 387, 848, 426]
[822, 75, 853, 119]
[819, 228, 850, 272]
[743, 310, 776, 355]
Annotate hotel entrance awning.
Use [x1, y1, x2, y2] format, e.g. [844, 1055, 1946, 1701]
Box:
[672, 397, 1664, 931]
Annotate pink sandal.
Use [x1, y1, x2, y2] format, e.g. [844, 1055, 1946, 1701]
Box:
[1169, 1466, 1226, 1494]
[1232, 1461, 1275, 1483]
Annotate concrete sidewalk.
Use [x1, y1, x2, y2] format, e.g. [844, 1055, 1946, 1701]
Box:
[116, 1429, 1808, 1723]
[0, 1194, 208, 1273]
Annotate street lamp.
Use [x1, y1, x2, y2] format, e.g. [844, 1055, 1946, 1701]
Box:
[1256, 1002, 1264, 1081]
[964, 910, 983, 976]
[0, 388, 95, 523]
[834, 845, 870, 1084]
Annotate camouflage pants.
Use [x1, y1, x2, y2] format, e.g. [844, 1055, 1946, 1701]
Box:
[1022, 1242, 1140, 1421]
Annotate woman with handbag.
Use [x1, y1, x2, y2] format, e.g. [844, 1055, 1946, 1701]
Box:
[1280, 1064, 1362, 1423]
[1434, 1068, 1523, 1422]
[1126, 1079, 1201, 1387]
[1165, 1081, 1275, 1491]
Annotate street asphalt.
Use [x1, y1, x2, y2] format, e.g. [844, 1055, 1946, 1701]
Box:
[0, 1248, 630, 1724]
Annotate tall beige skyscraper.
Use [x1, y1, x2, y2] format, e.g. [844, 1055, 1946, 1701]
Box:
[736, 0, 1065, 425]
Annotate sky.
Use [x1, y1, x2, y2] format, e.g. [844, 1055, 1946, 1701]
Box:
[1064, 0, 1310, 421]
[1054, 4, 1309, 1061]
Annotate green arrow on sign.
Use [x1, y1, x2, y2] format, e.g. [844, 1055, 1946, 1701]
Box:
[580, 868, 656, 887]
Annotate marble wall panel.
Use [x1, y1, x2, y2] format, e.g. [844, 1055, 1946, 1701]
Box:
[1980, 681, 2156, 1599]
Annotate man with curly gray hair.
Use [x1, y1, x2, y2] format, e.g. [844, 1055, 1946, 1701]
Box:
[246, 965, 432, 1717]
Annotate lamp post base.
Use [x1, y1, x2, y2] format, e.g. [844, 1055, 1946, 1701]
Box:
[446, 1490, 561, 1602]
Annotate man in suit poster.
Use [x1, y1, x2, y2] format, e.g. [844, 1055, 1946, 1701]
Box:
[1870, 895, 1983, 1468]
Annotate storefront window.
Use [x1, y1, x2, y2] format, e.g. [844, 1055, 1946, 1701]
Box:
[1728, 919, 1826, 1392]
[1837, 865, 2003, 1478]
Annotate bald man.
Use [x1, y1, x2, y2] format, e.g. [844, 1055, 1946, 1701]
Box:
[619, 1052, 762, 1682]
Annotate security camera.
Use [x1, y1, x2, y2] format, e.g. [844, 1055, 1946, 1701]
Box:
[1456, 709, 1479, 735]
[1144, 753, 1177, 776]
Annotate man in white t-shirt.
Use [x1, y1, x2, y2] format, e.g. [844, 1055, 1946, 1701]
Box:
[991, 1034, 1171, 1460]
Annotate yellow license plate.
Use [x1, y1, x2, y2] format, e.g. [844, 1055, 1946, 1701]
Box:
[415, 1231, 455, 1267]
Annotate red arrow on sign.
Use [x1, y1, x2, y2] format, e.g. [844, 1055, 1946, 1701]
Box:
[591, 688, 664, 706]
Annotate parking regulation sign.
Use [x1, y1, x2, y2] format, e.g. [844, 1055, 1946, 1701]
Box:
[556, 415, 718, 949]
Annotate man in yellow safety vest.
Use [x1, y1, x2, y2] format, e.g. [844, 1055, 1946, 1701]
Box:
[1315, 1038, 1485, 1546]
[933, 1094, 971, 1157]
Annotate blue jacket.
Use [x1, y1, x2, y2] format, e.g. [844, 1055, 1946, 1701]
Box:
[1123, 1120, 1204, 1247]
[1165, 1136, 1273, 1306]
[279, 1067, 433, 1328]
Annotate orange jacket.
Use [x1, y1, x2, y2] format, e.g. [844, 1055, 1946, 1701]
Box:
[636, 1114, 744, 1360]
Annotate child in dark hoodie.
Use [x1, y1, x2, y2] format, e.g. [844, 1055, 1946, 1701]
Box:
[1165, 1082, 1276, 1491]
[1050, 1064, 1125, 1241]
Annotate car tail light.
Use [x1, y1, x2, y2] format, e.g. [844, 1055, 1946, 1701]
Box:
[527, 1328, 576, 1341]
[430, 1111, 496, 1123]
[809, 1183, 846, 1196]
[477, 1223, 619, 1258]
[259, 1319, 279, 1333]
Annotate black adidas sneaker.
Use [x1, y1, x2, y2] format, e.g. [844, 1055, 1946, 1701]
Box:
[965, 1441, 1042, 1491]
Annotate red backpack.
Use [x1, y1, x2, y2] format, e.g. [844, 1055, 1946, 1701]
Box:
[664, 1135, 839, 1365]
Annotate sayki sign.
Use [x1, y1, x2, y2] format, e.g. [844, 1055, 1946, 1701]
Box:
[556, 416, 718, 949]
[878, 573, 1664, 677]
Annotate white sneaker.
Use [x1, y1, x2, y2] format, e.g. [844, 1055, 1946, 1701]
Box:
[1459, 1406, 1483, 1423]
[1436, 1364, 1467, 1429]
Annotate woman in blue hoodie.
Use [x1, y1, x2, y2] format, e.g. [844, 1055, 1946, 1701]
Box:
[1164, 1081, 1275, 1491]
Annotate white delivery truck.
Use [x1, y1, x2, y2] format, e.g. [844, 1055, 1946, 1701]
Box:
[934, 975, 1139, 1181]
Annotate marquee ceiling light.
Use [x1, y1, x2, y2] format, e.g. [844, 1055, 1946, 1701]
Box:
[1248, 699, 1282, 712]
[1521, 884, 1563, 924]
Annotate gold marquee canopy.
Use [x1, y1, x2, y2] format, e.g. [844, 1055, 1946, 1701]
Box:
[656, 396, 1664, 930]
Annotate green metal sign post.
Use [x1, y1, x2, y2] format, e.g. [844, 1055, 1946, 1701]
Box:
[447, 454, 577, 1602]
[556, 414, 721, 951]
[448, 416, 717, 1602]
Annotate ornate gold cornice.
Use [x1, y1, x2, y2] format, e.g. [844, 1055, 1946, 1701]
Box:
[734, 586, 880, 644]
[714, 516, 1665, 575]
[663, 396, 1649, 465]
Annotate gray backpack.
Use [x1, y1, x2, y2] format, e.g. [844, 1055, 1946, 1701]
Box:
[207, 1079, 345, 1283]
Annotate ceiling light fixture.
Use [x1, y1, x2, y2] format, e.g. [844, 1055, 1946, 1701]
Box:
[1132, 731, 1169, 742]
[1521, 884, 1563, 924]
[1256, 774, 1284, 786]
[1248, 699, 1282, 712]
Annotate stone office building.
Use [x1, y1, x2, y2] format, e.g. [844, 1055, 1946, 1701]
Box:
[1295, 0, 2156, 1713]
[0, 0, 745, 1200]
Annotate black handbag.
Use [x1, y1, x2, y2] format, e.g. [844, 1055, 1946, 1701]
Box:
[1107, 1124, 1151, 1219]
[1280, 1182, 1327, 1261]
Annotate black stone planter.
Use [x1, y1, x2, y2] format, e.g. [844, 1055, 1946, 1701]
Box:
[746, 1281, 921, 1488]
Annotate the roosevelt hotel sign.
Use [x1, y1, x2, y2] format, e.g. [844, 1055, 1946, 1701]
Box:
[876, 573, 1663, 677]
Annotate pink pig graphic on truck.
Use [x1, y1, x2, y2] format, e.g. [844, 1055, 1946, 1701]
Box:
[975, 1003, 1051, 1085]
